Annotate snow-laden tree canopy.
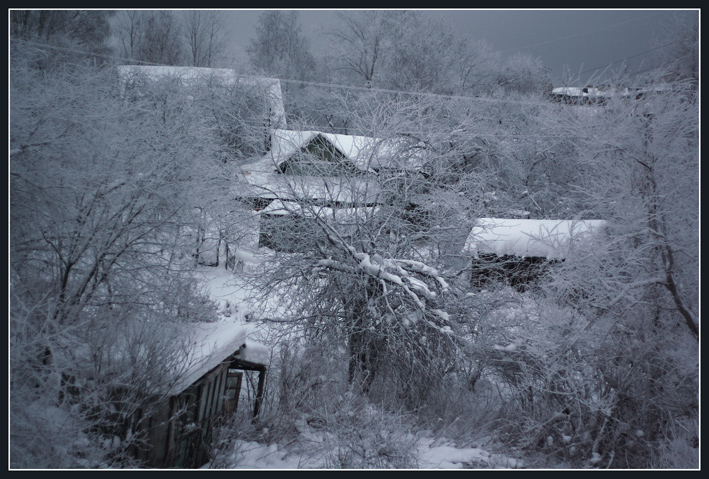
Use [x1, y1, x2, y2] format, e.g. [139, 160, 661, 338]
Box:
[115, 65, 287, 129]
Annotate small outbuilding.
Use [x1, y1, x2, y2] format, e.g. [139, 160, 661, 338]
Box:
[463, 218, 607, 291]
[127, 321, 269, 468]
[549, 85, 631, 105]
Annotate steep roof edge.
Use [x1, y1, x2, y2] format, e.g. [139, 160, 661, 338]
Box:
[163, 321, 268, 397]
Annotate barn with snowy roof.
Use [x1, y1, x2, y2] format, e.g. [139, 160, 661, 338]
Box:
[125, 321, 269, 468]
[463, 218, 607, 291]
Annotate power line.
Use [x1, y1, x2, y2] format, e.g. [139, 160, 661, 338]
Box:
[11, 37, 169, 67]
[274, 77, 562, 108]
[10, 37, 555, 107]
[12, 38, 651, 144]
[12, 36, 658, 111]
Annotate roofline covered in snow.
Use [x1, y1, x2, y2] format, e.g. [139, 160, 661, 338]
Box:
[115, 65, 287, 129]
[262, 128, 428, 172]
[463, 218, 607, 260]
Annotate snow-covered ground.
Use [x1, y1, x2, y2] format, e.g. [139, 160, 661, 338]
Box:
[194, 264, 526, 470]
[205, 434, 523, 469]
[194, 264, 264, 325]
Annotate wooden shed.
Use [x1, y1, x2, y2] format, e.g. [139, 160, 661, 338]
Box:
[463, 218, 607, 291]
[128, 322, 269, 469]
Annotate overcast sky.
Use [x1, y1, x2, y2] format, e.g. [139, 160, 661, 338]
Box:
[221, 8, 697, 86]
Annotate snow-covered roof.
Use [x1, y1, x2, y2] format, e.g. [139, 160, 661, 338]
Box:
[116, 65, 286, 129]
[268, 128, 426, 172]
[63, 319, 268, 397]
[167, 321, 268, 396]
[551, 85, 631, 100]
[235, 158, 382, 205]
[463, 218, 607, 260]
[234, 127, 428, 205]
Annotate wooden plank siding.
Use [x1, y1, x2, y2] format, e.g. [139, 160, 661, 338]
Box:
[129, 355, 267, 468]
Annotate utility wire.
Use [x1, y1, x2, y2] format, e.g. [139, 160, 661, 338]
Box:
[11, 37, 169, 67]
[11, 38, 659, 143]
[11, 37, 560, 107]
[11, 36, 661, 111]
[577, 42, 673, 77]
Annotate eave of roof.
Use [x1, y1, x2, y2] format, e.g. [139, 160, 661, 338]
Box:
[463, 218, 607, 260]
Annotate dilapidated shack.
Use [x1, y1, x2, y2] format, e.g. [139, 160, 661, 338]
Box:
[128, 322, 269, 468]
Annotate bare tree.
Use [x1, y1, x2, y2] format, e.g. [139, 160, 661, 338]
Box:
[238, 93, 500, 405]
[112, 10, 144, 61]
[11, 10, 114, 49]
[378, 11, 479, 94]
[651, 11, 699, 85]
[10, 45, 242, 467]
[540, 78, 698, 339]
[138, 11, 182, 65]
[324, 11, 549, 96]
[478, 74, 700, 467]
[112, 11, 183, 65]
[181, 10, 229, 67]
[10, 10, 115, 69]
[247, 11, 316, 81]
[496, 52, 552, 95]
[324, 11, 391, 86]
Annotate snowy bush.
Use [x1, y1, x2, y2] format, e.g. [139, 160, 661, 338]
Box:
[486, 296, 698, 468]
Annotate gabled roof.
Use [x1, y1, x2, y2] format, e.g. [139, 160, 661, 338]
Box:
[463, 218, 607, 260]
[268, 128, 427, 172]
[116, 65, 287, 129]
[233, 128, 427, 205]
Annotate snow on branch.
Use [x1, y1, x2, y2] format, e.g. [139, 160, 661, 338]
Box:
[313, 220, 454, 326]
[313, 247, 446, 313]
[393, 259, 450, 292]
